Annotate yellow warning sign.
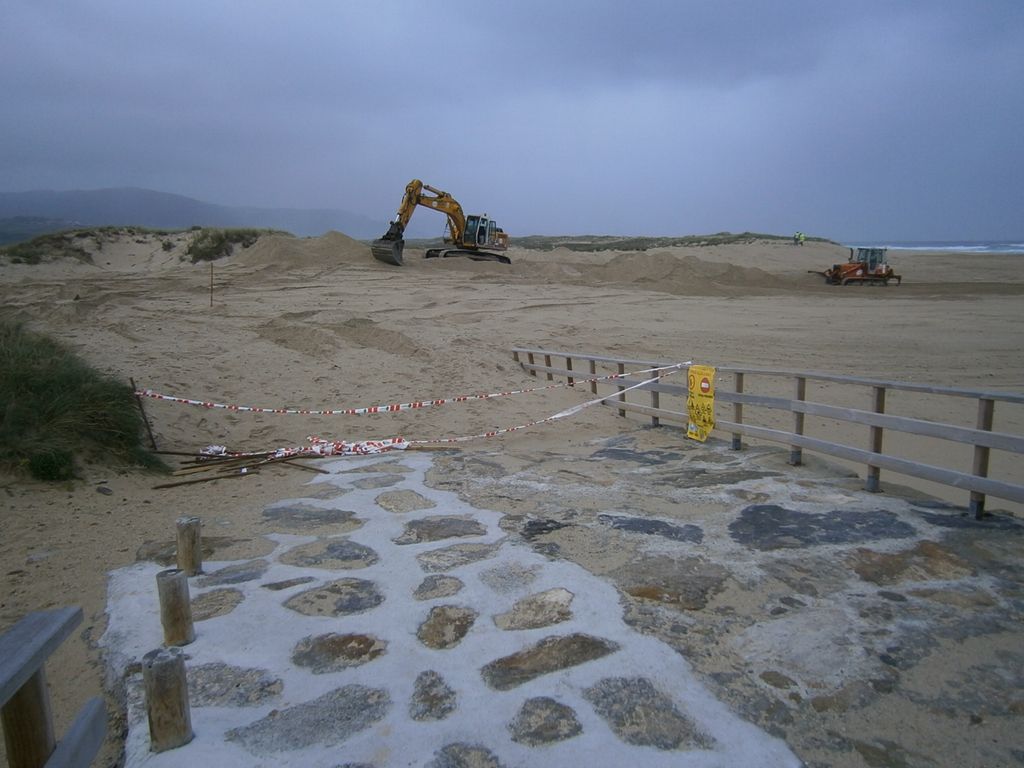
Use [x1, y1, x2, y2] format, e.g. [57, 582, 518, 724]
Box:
[686, 364, 716, 442]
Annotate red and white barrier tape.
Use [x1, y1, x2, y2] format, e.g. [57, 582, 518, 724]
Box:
[134, 362, 686, 417]
[260, 366, 686, 458]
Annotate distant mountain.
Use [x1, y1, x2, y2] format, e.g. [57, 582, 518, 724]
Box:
[0, 188, 388, 243]
[0, 216, 83, 246]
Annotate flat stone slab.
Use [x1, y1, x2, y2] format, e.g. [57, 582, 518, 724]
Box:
[410, 670, 457, 721]
[284, 578, 384, 617]
[418, 542, 501, 573]
[846, 541, 974, 585]
[480, 633, 620, 691]
[341, 460, 414, 474]
[426, 743, 506, 768]
[262, 576, 315, 591]
[508, 696, 582, 745]
[612, 554, 729, 611]
[590, 440, 684, 466]
[493, 588, 573, 630]
[195, 558, 270, 587]
[661, 467, 783, 488]
[292, 632, 387, 673]
[261, 503, 363, 533]
[375, 489, 437, 513]
[480, 562, 540, 593]
[191, 587, 244, 621]
[598, 514, 703, 544]
[729, 504, 917, 551]
[413, 575, 465, 601]
[417, 605, 478, 649]
[584, 676, 714, 750]
[135, 535, 275, 566]
[187, 662, 282, 707]
[520, 519, 570, 541]
[394, 515, 487, 545]
[353, 474, 405, 489]
[279, 538, 379, 570]
[225, 684, 390, 754]
[912, 507, 1024, 530]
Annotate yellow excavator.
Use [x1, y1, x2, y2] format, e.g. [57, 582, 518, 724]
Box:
[370, 179, 510, 266]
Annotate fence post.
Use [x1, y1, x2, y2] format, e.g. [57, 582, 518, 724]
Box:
[731, 372, 744, 450]
[617, 363, 626, 417]
[527, 352, 536, 375]
[566, 356, 574, 386]
[790, 376, 806, 465]
[865, 386, 886, 492]
[970, 398, 995, 519]
[589, 360, 597, 395]
[544, 354, 553, 381]
[651, 385, 660, 427]
[1, 668, 55, 768]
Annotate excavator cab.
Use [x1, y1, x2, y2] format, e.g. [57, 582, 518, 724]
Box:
[461, 215, 504, 249]
[463, 215, 486, 247]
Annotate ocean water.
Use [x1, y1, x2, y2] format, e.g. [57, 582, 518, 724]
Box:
[846, 240, 1024, 254]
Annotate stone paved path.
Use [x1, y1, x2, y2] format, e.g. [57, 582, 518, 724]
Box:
[102, 452, 800, 767]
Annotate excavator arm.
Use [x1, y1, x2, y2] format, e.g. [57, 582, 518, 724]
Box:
[372, 179, 467, 266]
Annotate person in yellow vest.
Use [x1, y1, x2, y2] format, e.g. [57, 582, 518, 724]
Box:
[798, 231, 806, 246]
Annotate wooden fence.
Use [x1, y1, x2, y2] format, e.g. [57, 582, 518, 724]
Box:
[0, 607, 105, 768]
[512, 347, 1024, 519]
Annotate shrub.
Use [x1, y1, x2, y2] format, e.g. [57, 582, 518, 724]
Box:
[2, 232, 93, 265]
[0, 320, 163, 480]
[185, 228, 280, 263]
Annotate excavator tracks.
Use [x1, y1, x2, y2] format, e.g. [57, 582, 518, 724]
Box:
[424, 248, 511, 265]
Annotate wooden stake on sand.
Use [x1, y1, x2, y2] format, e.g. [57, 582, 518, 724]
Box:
[130, 377, 158, 451]
[175, 517, 202, 576]
[156, 569, 194, 647]
[142, 648, 193, 752]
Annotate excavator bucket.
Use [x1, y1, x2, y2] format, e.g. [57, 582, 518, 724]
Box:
[370, 221, 406, 266]
[371, 237, 404, 266]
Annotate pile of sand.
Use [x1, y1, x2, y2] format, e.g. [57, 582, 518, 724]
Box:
[231, 231, 371, 270]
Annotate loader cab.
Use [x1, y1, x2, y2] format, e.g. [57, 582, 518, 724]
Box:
[851, 247, 888, 272]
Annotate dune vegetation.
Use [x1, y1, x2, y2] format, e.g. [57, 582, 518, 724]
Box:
[0, 320, 163, 480]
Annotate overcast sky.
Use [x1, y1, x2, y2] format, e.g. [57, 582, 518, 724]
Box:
[2, 1, 1022, 240]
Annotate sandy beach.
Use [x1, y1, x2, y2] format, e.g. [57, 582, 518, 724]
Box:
[2, 233, 1023, 766]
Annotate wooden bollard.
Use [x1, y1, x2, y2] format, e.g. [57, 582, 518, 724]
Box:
[175, 516, 203, 576]
[156, 569, 195, 647]
[142, 647, 193, 752]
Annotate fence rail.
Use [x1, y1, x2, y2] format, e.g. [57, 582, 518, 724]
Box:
[511, 347, 1024, 519]
[0, 607, 105, 768]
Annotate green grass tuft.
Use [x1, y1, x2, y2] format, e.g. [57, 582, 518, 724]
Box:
[0, 320, 164, 481]
[185, 228, 286, 263]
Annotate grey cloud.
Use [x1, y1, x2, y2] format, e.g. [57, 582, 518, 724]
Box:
[1, 0, 1021, 239]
